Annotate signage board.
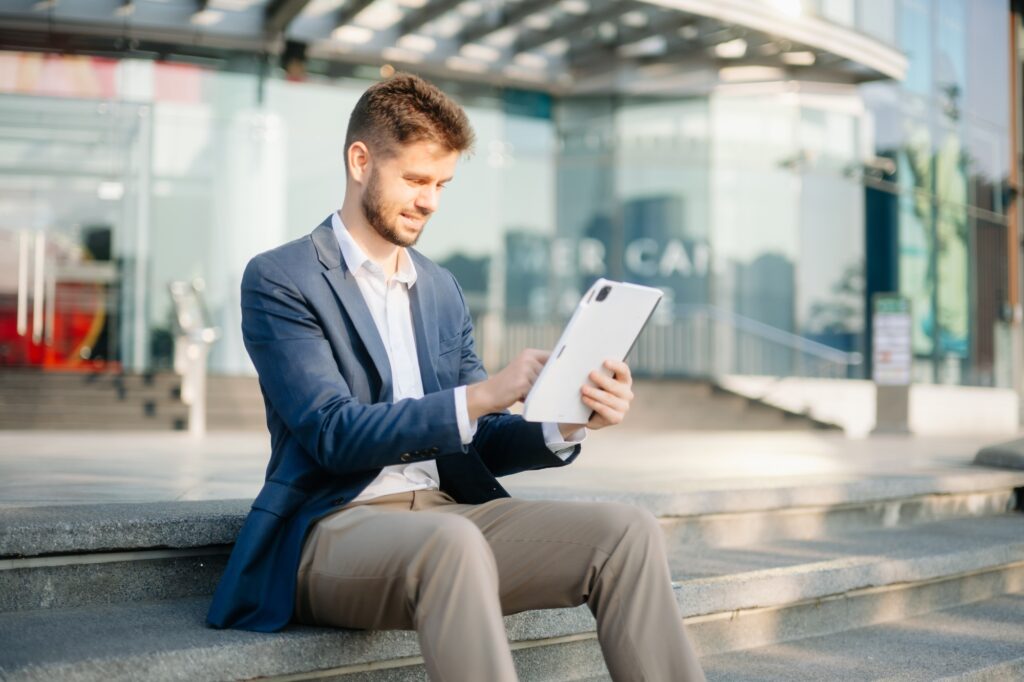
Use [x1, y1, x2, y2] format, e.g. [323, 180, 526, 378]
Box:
[872, 294, 912, 386]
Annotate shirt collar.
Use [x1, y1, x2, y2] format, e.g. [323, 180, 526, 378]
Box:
[331, 210, 417, 286]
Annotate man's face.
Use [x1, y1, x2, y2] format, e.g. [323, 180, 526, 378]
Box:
[360, 139, 459, 248]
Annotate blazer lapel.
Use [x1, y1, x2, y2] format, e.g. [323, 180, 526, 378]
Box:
[312, 221, 394, 402]
[408, 250, 442, 394]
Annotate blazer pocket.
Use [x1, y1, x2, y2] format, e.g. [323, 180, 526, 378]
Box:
[438, 333, 461, 357]
[251, 480, 308, 519]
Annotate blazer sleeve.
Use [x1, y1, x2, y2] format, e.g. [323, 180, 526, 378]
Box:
[448, 271, 580, 477]
[241, 253, 466, 475]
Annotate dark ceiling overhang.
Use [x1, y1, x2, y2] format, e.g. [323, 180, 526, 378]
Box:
[0, 0, 907, 95]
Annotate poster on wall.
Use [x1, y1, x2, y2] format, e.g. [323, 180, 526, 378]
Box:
[872, 294, 912, 386]
[934, 133, 969, 358]
[899, 128, 969, 360]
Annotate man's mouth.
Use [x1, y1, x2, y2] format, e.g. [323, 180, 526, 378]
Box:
[400, 212, 425, 226]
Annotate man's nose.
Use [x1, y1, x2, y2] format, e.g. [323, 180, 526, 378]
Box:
[415, 186, 439, 214]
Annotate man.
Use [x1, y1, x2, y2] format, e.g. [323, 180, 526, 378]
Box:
[207, 73, 704, 682]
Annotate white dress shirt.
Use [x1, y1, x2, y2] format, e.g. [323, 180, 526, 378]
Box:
[332, 212, 584, 504]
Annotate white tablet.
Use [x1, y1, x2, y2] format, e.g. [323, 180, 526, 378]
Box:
[522, 278, 663, 424]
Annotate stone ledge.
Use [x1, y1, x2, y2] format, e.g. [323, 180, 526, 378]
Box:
[0, 500, 248, 558]
[2, 523, 1023, 681]
[4, 514, 1023, 615]
[510, 468, 1024, 516]
[976, 437, 1024, 472]
[5, 469, 1024, 557]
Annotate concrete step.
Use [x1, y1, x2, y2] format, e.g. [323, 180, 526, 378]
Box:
[671, 513, 1024, 601]
[0, 402, 184, 416]
[6, 511, 1021, 614]
[0, 400, 254, 414]
[659, 484, 1021, 549]
[0, 409, 187, 430]
[0, 372, 181, 390]
[0, 535, 1021, 680]
[0, 381, 178, 395]
[1, 464, 1022, 681]
[512, 467, 1024, 517]
[698, 592, 1024, 681]
[0, 419, 186, 431]
[6, 470, 1021, 558]
[2, 479, 1022, 614]
[0, 371, 263, 431]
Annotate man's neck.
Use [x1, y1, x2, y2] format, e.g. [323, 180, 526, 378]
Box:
[338, 205, 402, 278]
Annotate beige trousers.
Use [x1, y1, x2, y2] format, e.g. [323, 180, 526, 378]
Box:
[294, 490, 705, 682]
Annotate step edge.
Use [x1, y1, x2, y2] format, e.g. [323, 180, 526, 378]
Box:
[675, 548, 1024, 618]
[2, 562, 1022, 682]
[3, 485, 1022, 557]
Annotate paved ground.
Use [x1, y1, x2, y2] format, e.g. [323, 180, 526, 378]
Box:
[1, 427, 1019, 507]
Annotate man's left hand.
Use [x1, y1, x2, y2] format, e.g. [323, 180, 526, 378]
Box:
[560, 359, 634, 435]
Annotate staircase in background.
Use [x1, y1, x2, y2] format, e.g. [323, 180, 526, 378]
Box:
[0, 370, 265, 431]
[0, 371, 837, 432]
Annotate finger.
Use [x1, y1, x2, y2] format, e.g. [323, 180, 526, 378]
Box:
[525, 348, 551, 363]
[581, 385, 628, 414]
[604, 359, 632, 384]
[582, 393, 623, 426]
[589, 371, 635, 401]
[581, 396, 606, 429]
[593, 368, 630, 395]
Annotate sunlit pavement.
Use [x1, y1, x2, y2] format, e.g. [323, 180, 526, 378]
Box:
[2, 428, 1019, 508]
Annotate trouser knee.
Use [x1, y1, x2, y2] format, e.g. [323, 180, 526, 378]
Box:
[591, 502, 664, 551]
[411, 515, 498, 584]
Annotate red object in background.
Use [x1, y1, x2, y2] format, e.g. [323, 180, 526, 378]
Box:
[0, 281, 118, 372]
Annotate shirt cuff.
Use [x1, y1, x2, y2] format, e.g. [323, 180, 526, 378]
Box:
[542, 421, 586, 461]
[454, 385, 478, 445]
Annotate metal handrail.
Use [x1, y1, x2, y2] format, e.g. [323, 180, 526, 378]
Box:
[486, 301, 863, 380]
[673, 304, 863, 368]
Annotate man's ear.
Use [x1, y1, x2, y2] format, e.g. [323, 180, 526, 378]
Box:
[347, 141, 371, 184]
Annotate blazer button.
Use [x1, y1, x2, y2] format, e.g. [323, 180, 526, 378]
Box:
[430, 446, 440, 454]
[331, 497, 345, 506]
[400, 453, 412, 462]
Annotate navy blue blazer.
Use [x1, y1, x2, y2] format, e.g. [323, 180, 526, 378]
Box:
[206, 215, 580, 632]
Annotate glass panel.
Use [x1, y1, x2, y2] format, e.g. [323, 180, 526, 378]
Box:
[965, 0, 1010, 128]
[709, 90, 799, 330]
[857, 0, 897, 45]
[899, 0, 933, 97]
[797, 101, 866, 361]
[616, 97, 711, 309]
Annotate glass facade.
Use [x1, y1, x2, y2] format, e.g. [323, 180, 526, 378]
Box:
[0, 0, 1015, 387]
[862, 0, 1012, 385]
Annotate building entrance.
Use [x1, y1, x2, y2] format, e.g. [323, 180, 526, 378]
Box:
[0, 95, 151, 372]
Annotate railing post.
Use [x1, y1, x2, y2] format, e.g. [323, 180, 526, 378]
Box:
[178, 335, 210, 437]
[169, 280, 219, 437]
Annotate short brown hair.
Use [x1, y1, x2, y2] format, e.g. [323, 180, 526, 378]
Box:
[344, 73, 475, 173]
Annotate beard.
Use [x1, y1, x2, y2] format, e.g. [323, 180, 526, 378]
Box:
[361, 168, 428, 248]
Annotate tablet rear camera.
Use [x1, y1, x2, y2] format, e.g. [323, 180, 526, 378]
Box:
[596, 285, 611, 302]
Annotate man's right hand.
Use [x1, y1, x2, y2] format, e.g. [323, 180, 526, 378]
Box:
[466, 348, 550, 420]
